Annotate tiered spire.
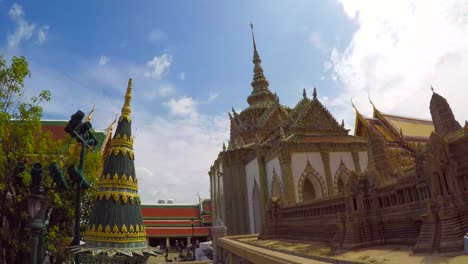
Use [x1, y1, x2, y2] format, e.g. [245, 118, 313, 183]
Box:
[73, 79, 159, 261]
[429, 88, 461, 136]
[247, 22, 276, 107]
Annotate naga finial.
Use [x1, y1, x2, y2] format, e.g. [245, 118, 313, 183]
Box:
[86, 103, 96, 122]
[222, 142, 226, 152]
[341, 119, 345, 128]
[303, 88, 307, 99]
[313, 87, 317, 99]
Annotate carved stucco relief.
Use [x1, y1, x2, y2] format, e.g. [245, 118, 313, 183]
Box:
[297, 159, 327, 202]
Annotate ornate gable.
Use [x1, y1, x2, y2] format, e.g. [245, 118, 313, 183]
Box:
[292, 97, 347, 134]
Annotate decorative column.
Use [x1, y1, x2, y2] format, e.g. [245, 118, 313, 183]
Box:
[166, 237, 170, 249]
[187, 237, 191, 247]
[279, 149, 295, 204]
[351, 150, 362, 173]
[321, 150, 334, 195]
[256, 150, 269, 225]
[211, 217, 227, 264]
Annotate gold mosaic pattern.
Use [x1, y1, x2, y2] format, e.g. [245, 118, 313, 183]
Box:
[99, 173, 138, 191]
[86, 223, 146, 244]
[96, 191, 141, 204]
[107, 133, 135, 159]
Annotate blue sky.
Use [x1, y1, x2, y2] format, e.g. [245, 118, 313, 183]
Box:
[2, 0, 468, 203]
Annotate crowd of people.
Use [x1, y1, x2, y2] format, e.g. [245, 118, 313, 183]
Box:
[158, 239, 213, 262]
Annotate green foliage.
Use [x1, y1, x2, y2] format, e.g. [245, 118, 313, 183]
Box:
[0, 54, 104, 263]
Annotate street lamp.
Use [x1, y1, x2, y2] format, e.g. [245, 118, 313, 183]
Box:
[27, 163, 47, 264]
[191, 218, 195, 260]
[64, 110, 99, 264]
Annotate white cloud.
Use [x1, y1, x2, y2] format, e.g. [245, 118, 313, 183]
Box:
[164, 96, 197, 117]
[309, 32, 327, 52]
[148, 29, 167, 44]
[7, 3, 50, 48]
[98, 55, 109, 66]
[158, 83, 175, 96]
[207, 92, 219, 102]
[144, 54, 173, 79]
[7, 3, 36, 48]
[179, 72, 185, 80]
[23, 57, 228, 203]
[134, 112, 229, 204]
[329, 0, 468, 131]
[37, 25, 49, 44]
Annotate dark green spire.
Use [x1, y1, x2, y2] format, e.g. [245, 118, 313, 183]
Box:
[72, 79, 159, 262]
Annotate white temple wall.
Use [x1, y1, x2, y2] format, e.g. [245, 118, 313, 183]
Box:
[291, 152, 326, 203]
[245, 158, 260, 234]
[218, 163, 224, 221]
[359, 151, 369, 172]
[266, 157, 282, 199]
[329, 151, 355, 177]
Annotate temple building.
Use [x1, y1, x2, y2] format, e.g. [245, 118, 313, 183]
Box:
[141, 199, 212, 248]
[209, 25, 468, 260]
[209, 25, 369, 235]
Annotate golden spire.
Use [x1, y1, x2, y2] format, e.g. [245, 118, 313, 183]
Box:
[250, 21, 257, 53]
[120, 78, 133, 122]
[86, 103, 96, 122]
[247, 22, 275, 107]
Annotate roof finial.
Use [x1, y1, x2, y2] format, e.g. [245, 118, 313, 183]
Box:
[250, 21, 257, 52]
[86, 103, 96, 122]
[430, 85, 435, 93]
[303, 88, 307, 99]
[313, 87, 317, 99]
[341, 119, 345, 128]
[120, 78, 132, 121]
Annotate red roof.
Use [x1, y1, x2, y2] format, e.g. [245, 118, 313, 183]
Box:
[145, 227, 211, 237]
[141, 206, 200, 219]
[143, 219, 203, 226]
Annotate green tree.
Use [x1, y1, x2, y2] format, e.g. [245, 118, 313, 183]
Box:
[0, 54, 103, 263]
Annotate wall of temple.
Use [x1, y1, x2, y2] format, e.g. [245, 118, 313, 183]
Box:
[266, 157, 282, 199]
[245, 158, 260, 233]
[291, 152, 327, 202]
[329, 152, 355, 176]
[359, 151, 368, 172]
[218, 163, 225, 221]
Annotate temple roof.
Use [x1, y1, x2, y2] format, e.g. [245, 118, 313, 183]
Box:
[286, 134, 367, 144]
[378, 113, 434, 139]
[285, 88, 348, 135]
[355, 98, 435, 142]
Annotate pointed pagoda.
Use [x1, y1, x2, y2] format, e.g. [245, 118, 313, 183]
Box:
[247, 22, 276, 107]
[72, 79, 159, 262]
[228, 23, 287, 145]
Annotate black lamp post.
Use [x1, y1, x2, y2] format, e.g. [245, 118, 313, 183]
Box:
[27, 163, 47, 264]
[64, 110, 98, 264]
[191, 218, 195, 260]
